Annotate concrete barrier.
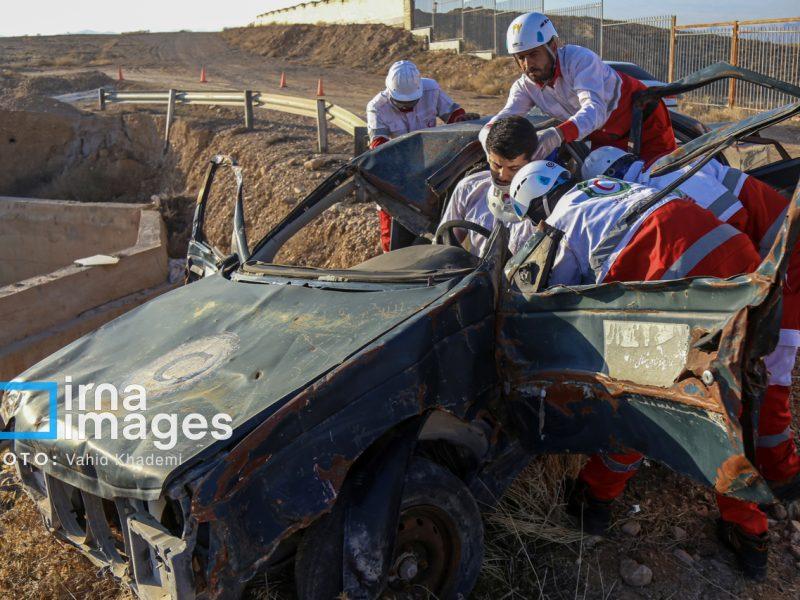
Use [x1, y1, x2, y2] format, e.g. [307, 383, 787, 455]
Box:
[0, 198, 171, 380]
[429, 39, 463, 53]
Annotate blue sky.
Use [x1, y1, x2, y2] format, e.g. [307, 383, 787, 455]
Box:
[1, 1, 797, 37]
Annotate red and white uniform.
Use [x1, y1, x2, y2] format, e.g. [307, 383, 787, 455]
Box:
[367, 78, 464, 146]
[618, 158, 800, 483]
[368, 78, 465, 252]
[547, 177, 769, 536]
[546, 178, 756, 286]
[439, 171, 536, 257]
[481, 45, 676, 162]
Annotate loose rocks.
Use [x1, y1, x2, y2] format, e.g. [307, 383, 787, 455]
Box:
[621, 521, 641, 537]
[620, 558, 653, 587]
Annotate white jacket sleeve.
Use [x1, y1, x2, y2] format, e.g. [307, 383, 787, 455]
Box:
[434, 85, 461, 122]
[564, 48, 618, 140]
[366, 99, 390, 142]
[479, 77, 535, 150]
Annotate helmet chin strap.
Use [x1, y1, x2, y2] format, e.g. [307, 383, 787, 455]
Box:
[542, 193, 553, 218]
[543, 42, 558, 82]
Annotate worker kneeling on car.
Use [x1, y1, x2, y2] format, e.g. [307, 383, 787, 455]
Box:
[508, 160, 774, 581]
[438, 116, 538, 257]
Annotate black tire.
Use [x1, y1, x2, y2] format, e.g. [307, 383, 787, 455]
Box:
[294, 457, 484, 600]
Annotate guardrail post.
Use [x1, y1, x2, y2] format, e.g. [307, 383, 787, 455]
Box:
[98, 88, 106, 111]
[164, 89, 176, 152]
[668, 16, 677, 83]
[316, 97, 329, 154]
[244, 90, 254, 130]
[353, 126, 368, 157]
[729, 21, 740, 108]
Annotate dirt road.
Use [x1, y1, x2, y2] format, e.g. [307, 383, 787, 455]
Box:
[1, 31, 505, 118]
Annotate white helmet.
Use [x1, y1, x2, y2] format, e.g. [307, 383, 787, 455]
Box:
[488, 182, 520, 224]
[581, 146, 636, 180]
[507, 12, 558, 55]
[385, 60, 423, 102]
[510, 160, 571, 220]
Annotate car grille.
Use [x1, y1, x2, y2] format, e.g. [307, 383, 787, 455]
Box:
[17, 461, 194, 599]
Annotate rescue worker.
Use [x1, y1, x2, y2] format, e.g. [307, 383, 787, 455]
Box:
[438, 116, 537, 257]
[368, 60, 470, 253]
[582, 146, 800, 501]
[479, 12, 676, 163]
[508, 160, 772, 580]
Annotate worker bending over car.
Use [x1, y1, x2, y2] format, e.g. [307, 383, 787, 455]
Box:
[508, 160, 774, 580]
[438, 116, 538, 257]
[582, 145, 800, 503]
[368, 60, 472, 253]
[480, 12, 676, 163]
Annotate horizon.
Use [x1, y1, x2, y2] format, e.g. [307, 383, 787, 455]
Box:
[1, 0, 798, 37]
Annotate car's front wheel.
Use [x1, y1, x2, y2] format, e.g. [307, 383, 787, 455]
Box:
[295, 457, 484, 600]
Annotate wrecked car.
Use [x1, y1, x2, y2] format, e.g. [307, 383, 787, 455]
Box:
[3, 63, 800, 599]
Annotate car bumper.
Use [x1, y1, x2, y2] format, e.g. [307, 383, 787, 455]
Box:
[17, 460, 197, 599]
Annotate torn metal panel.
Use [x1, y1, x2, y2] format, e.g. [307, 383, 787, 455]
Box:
[351, 116, 552, 236]
[497, 269, 783, 504]
[650, 101, 800, 177]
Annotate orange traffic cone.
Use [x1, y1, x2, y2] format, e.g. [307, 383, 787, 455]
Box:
[199, 66, 207, 83]
[279, 72, 287, 88]
[117, 66, 124, 81]
[316, 77, 325, 96]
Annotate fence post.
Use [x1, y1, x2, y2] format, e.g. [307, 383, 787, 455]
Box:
[244, 90, 254, 130]
[729, 21, 740, 108]
[492, 0, 497, 55]
[668, 16, 677, 82]
[599, 0, 604, 58]
[460, 0, 465, 41]
[316, 97, 329, 154]
[98, 88, 106, 111]
[164, 89, 176, 152]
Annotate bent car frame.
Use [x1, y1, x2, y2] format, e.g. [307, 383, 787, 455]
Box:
[3, 64, 800, 599]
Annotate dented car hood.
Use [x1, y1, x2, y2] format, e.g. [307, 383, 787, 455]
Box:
[11, 273, 456, 499]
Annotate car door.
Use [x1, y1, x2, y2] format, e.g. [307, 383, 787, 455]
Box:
[185, 155, 250, 282]
[498, 183, 799, 506]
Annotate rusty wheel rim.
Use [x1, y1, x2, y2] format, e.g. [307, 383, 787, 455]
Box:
[385, 505, 461, 598]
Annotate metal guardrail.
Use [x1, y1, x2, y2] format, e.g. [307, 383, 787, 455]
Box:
[98, 88, 369, 155]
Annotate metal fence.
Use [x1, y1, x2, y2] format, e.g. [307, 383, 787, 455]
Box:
[412, 0, 544, 52]
[410, 1, 800, 110]
[432, 0, 466, 41]
[673, 23, 736, 107]
[601, 15, 674, 82]
[674, 17, 800, 109]
[547, 2, 603, 55]
[735, 19, 800, 109]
